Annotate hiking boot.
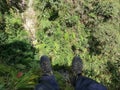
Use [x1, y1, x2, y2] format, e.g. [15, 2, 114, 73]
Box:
[71, 56, 83, 86]
[40, 55, 53, 76]
[72, 56, 83, 76]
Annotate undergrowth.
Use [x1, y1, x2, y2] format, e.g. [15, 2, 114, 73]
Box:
[0, 0, 120, 90]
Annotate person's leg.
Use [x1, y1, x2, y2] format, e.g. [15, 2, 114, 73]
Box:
[35, 75, 59, 90]
[75, 75, 107, 90]
[72, 56, 107, 90]
[35, 55, 59, 90]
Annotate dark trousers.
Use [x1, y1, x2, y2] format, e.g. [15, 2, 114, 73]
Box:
[35, 75, 107, 90]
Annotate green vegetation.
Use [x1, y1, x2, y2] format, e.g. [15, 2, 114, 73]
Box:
[0, 0, 120, 90]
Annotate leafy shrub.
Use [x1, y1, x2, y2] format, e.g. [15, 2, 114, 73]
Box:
[88, 23, 120, 89]
[89, 23, 120, 58]
[0, 0, 27, 14]
[0, 0, 10, 14]
[72, 0, 120, 28]
[4, 9, 29, 42]
[0, 30, 8, 45]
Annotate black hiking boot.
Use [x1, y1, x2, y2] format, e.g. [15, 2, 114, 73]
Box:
[71, 56, 83, 86]
[72, 56, 83, 75]
[40, 55, 53, 76]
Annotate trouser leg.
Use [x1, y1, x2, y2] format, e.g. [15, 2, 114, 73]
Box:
[75, 75, 107, 90]
[35, 75, 59, 90]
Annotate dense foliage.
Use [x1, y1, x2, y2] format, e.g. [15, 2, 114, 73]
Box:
[0, 0, 120, 90]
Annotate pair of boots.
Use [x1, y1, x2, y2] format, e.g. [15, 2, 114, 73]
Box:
[40, 55, 83, 84]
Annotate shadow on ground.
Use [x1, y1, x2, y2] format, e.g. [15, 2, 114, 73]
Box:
[0, 41, 35, 67]
[0, 41, 38, 90]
